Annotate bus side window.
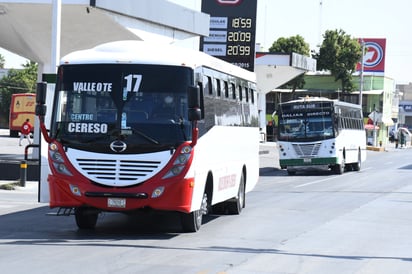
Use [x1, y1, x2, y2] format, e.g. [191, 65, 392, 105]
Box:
[334, 115, 340, 132]
[216, 79, 221, 97]
[224, 81, 229, 98]
[207, 76, 213, 95]
[198, 82, 205, 119]
[231, 83, 236, 100]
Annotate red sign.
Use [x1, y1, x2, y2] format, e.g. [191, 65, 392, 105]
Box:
[356, 38, 386, 73]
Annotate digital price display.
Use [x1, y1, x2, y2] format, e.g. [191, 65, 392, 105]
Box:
[200, 0, 257, 72]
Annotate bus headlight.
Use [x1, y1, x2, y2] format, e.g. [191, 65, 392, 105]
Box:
[163, 145, 192, 179]
[170, 165, 185, 176]
[49, 143, 73, 176]
[51, 151, 64, 163]
[54, 163, 72, 176]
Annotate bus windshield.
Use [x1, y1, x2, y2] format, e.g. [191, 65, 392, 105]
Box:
[278, 101, 335, 141]
[51, 64, 193, 153]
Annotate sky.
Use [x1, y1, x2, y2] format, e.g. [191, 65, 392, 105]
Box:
[1, 0, 411, 84]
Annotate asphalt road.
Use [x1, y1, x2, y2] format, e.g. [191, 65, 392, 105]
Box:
[1, 129, 411, 274]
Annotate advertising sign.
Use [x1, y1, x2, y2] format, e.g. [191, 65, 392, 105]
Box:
[356, 38, 386, 74]
[200, 0, 257, 72]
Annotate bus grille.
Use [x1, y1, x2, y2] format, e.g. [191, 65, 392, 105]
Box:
[292, 143, 321, 157]
[66, 148, 170, 187]
[76, 159, 161, 181]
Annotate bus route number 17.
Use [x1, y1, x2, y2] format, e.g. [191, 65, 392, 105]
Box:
[124, 74, 143, 92]
[123, 74, 142, 100]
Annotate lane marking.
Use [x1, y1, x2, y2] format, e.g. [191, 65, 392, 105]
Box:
[294, 177, 339, 188]
[294, 167, 373, 188]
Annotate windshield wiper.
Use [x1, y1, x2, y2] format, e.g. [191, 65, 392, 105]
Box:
[131, 127, 159, 145]
[178, 117, 188, 140]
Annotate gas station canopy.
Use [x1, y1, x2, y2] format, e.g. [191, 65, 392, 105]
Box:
[0, 0, 316, 94]
[0, 0, 209, 68]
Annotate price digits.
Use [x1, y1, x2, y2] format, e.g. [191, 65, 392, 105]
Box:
[231, 18, 252, 29]
[227, 45, 251, 56]
[227, 31, 251, 42]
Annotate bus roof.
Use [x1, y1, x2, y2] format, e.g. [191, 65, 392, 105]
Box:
[12, 93, 35, 96]
[60, 40, 256, 83]
[279, 96, 361, 109]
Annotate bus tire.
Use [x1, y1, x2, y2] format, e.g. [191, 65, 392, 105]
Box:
[227, 173, 245, 215]
[287, 169, 296, 175]
[74, 207, 98, 229]
[333, 159, 345, 175]
[181, 193, 208, 232]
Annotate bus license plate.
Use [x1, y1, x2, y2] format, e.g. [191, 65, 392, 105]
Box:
[108, 198, 126, 208]
[303, 158, 312, 163]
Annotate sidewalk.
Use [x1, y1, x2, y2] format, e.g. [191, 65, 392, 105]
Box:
[373, 141, 410, 152]
[0, 180, 37, 190]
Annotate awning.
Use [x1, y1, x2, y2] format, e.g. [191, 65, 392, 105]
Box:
[382, 117, 394, 126]
[352, 90, 384, 95]
[368, 111, 382, 122]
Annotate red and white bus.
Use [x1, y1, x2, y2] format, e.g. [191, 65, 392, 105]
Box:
[36, 41, 260, 232]
[9, 93, 35, 137]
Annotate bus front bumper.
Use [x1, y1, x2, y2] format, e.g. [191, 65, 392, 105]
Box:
[280, 157, 338, 169]
[47, 175, 195, 213]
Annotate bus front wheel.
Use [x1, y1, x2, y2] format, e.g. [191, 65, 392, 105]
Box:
[74, 207, 98, 229]
[333, 159, 345, 175]
[181, 193, 208, 232]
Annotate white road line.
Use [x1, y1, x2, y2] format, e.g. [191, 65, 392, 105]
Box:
[294, 177, 339, 188]
[294, 167, 373, 188]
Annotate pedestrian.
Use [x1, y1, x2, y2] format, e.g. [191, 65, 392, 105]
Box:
[395, 129, 399, 148]
[389, 129, 395, 143]
[19, 118, 33, 146]
[400, 130, 406, 148]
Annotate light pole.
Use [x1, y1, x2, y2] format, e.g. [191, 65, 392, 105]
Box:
[359, 39, 365, 108]
[373, 105, 377, 147]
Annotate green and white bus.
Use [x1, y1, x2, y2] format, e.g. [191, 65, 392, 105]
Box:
[277, 97, 367, 175]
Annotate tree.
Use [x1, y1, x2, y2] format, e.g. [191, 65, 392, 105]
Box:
[0, 54, 4, 69]
[0, 61, 38, 124]
[269, 35, 311, 97]
[315, 29, 362, 92]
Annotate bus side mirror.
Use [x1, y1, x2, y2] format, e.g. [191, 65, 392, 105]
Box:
[35, 82, 47, 117]
[35, 105, 47, 116]
[36, 82, 47, 104]
[187, 86, 201, 121]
